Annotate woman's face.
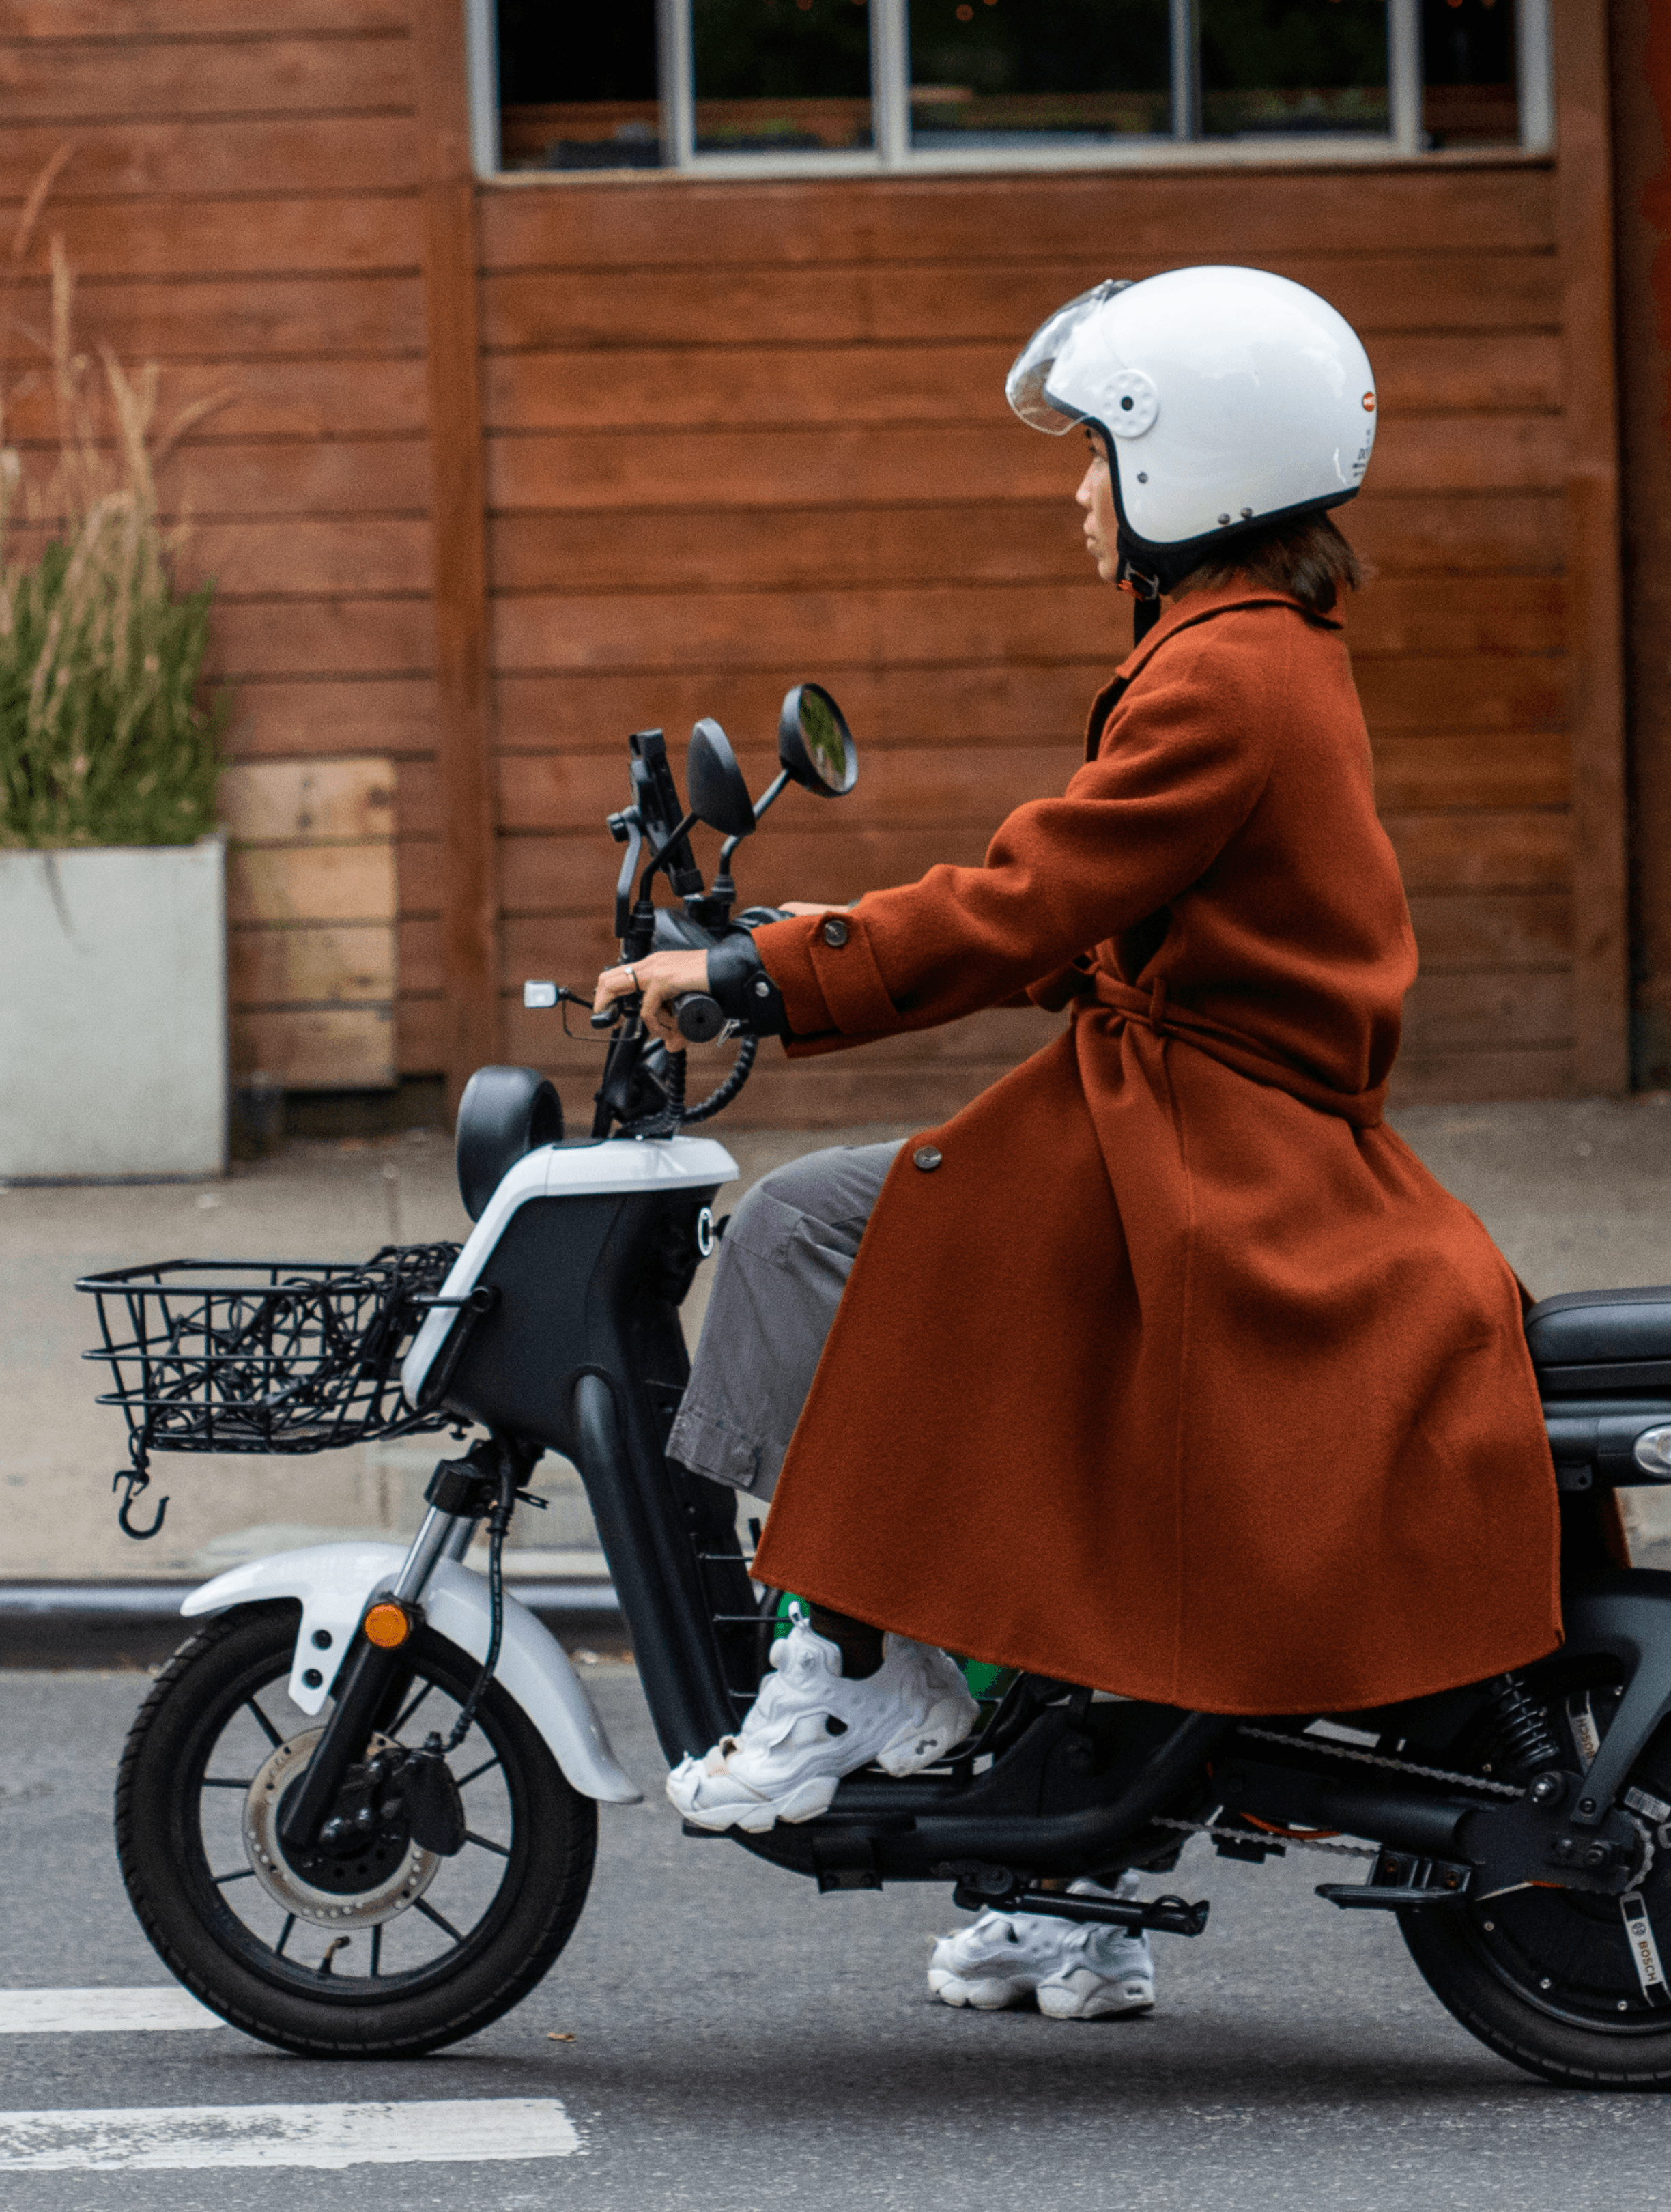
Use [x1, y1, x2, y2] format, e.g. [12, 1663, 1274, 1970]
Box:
[1075, 431, 1119, 584]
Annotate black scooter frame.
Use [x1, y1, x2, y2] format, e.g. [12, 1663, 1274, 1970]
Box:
[406, 1174, 1671, 1908]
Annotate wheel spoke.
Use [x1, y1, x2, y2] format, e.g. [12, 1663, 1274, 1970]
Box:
[370, 1923, 382, 1978]
[201, 1776, 253, 1791]
[456, 1755, 501, 1789]
[465, 1830, 510, 1858]
[214, 1867, 255, 1886]
[275, 1914, 296, 1958]
[392, 1682, 433, 1737]
[245, 1699, 283, 1748]
[414, 1895, 463, 1944]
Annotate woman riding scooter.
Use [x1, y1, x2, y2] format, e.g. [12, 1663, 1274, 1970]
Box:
[592, 266, 1562, 2020]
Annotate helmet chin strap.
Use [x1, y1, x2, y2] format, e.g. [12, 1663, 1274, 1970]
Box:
[1116, 550, 1164, 643]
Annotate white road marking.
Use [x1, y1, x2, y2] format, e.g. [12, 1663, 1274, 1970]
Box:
[0, 2099, 581, 2170]
[0, 1988, 222, 2034]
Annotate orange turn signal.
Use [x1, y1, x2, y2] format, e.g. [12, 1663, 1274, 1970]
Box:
[363, 1601, 413, 1649]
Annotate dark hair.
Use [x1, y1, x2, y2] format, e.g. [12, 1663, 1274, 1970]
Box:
[1174, 511, 1363, 617]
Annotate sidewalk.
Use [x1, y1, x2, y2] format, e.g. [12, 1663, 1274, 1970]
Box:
[3, 1099, 1670, 1608]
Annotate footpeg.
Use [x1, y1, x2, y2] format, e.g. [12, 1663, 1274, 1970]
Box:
[951, 1880, 1209, 1937]
[1317, 1849, 1470, 1910]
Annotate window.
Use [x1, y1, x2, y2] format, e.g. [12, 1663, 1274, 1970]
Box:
[905, 1, 1173, 150]
[476, 0, 1552, 177]
[694, 0, 876, 154]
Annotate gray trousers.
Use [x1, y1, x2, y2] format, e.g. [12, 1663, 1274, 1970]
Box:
[668, 1139, 904, 1502]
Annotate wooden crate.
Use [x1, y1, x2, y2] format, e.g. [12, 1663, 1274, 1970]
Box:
[220, 759, 398, 1090]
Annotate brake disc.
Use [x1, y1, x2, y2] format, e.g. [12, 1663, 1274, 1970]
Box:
[242, 1729, 440, 1929]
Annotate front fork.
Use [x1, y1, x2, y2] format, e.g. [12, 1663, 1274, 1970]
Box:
[274, 1440, 516, 1856]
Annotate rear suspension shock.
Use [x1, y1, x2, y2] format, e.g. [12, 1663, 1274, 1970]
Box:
[1485, 1671, 1563, 1773]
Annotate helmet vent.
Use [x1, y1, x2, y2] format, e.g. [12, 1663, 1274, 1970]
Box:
[1104, 369, 1158, 439]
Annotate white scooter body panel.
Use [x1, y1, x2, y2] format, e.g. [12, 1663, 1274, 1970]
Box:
[399, 1133, 739, 1410]
[181, 1543, 642, 1804]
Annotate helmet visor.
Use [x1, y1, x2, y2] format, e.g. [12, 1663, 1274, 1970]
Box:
[1005, 279, 1131, 434]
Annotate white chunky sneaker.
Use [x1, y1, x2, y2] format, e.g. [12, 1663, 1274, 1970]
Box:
[929, 1874, 1155, 2019]
[666, 1618, 979, 1834]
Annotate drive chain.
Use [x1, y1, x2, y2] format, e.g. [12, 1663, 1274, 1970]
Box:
[1152, 1816, 1377, 1860]
[1233, 1725, 1525, 1800]
[1145, 1725, 1528, 1863]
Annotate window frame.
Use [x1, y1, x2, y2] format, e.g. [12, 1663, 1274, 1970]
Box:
[470, 0, 1554, 182]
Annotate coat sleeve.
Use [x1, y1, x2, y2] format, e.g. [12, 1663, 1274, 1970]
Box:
[752, 621, 1283, 1054]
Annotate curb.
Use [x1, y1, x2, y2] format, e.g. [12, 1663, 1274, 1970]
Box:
[0, 1579, 628, 1669]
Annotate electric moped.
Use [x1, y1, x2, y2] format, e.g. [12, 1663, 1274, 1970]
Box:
[83, 685, 1671, 2086]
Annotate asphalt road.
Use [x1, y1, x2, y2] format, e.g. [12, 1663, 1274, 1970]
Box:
[5, 1664, 1671, 2210]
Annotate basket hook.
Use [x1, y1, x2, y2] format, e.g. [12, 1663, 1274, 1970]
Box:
[113, 1463, 168, 1542]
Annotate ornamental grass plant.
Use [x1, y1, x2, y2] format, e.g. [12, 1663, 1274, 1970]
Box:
[0, 154, 233, 849]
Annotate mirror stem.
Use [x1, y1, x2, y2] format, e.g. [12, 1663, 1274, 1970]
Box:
[725, 770, 790, 873]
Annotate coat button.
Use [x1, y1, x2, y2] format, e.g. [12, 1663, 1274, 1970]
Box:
[822, 917, 849, 946]
[913, 1145, 942, 1172]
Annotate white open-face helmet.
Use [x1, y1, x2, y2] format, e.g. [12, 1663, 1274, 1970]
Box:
[1008, 265, 1377, 599]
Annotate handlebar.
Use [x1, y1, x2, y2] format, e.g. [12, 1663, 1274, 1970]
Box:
[670, 992, 728, 1043]
[522, 891, 788, 1139]
[577, 988, 730, 1043]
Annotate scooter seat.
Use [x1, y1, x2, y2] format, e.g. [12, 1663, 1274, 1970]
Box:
[1526, 1286, 1671, 1395]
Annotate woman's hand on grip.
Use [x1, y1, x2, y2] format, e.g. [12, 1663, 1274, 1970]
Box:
[594, 950, 709, 1053]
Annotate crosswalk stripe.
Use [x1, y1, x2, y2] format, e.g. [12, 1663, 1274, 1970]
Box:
[0, 1988, 222, 2034]
[0, 2099, 581, 2170]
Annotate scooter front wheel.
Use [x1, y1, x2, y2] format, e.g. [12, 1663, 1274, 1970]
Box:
[115, 1600, 597, 2058]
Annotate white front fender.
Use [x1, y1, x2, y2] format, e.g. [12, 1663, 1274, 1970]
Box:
[182, 1542, 641, 1804]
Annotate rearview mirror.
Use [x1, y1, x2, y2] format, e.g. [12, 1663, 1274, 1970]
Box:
[686, 718, 756, 839]
[778, 683, 857, 798]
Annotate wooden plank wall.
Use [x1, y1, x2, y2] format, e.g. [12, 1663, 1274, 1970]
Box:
[1605, 0, 1671, 1088]
[480, 162, 1580, 1121]
[0, 0, 444, 1083]
[1, 1, 1612, 1122]
[220, 759, 399, 1088]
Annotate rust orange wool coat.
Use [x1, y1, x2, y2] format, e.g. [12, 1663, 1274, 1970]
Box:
[746, 584, 1562, 1716]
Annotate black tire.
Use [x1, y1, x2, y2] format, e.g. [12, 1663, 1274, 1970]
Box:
[116, 1600, 597, 2058]
[1401, 1899, 1671, 2090]
[1401, 1697, 1671, 2090]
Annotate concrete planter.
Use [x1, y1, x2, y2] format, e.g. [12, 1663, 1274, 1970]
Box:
[0, 838, 227, 1178]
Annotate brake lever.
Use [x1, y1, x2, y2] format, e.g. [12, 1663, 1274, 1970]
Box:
[590, 989, 642, 1033]
[591, 993, 728, 1044]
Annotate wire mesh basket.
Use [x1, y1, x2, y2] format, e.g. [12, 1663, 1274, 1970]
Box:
[78, 1243, 465, 1464]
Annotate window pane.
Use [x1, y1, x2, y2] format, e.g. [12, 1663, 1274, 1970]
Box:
[495, 0, 662, 171]
[693, 0, 874, 155]
[1198, 0, 1390, 139]
[1423, 0, 1518, 148]
[908, 0, 1171, 149]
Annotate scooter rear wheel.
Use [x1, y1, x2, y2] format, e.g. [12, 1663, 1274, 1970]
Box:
[115, 1600, 597, 2058]
[1400, 1880, 1671, 2090]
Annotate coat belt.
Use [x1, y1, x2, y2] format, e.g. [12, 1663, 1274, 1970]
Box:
[1089, 974, 1388, 1129]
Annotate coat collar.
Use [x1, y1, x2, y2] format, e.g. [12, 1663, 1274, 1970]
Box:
[1114, 582, 1340, 685]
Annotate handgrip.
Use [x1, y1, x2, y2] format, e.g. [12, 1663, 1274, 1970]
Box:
[672, 992, 728, 1043]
